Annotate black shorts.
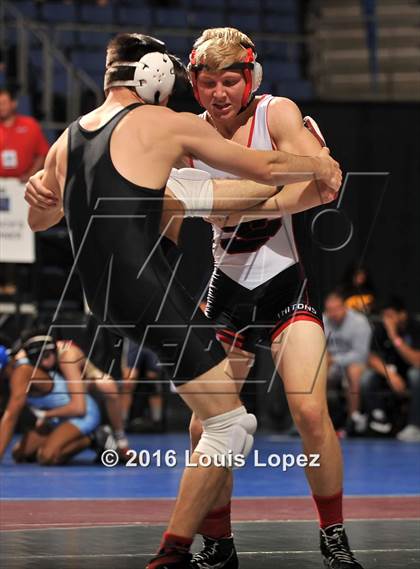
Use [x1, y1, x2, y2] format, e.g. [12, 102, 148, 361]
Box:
[79, 232, 226, 386]
[206, 262, 323, 353]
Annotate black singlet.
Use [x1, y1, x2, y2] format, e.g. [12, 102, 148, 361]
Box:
[63, 104, 225, 383]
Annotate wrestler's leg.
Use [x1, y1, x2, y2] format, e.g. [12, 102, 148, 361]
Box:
[271, 321, 342, 497]
[37, 422, 90, 465]
[272, 320, 364, 567]
[12, 427, 49, 462]
[165, 353, 254, 538]
[189, 343, 253, 513]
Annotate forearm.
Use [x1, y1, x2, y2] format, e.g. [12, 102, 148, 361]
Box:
[44, 401, 85, 419]
[267, 151, 322, 186]
[368, 353, 387, 377]
[25, 156, 46, 180]
[223, 179, 325, 224]
[212, 179, 279, 213]
[28, 206, 63, 232]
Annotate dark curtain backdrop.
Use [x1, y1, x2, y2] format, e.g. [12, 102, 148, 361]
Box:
[176, 102, 420, 313]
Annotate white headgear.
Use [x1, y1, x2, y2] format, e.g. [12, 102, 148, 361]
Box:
[105, 36, 176, 104]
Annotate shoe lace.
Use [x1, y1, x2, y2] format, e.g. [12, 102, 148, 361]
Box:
[193, 540, 218, 563]
[327, 528, 357, 563]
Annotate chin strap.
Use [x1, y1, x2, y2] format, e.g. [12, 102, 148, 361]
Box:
[237, 93, 256, 116]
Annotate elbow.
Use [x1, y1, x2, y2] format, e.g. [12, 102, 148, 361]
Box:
[262, 161, 279, 185]
[263, 156, 288, 185]
[28, 213, 46, 232]
[28, 220, 44, 232]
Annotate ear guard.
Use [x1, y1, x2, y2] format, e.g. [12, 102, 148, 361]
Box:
[105, 37, 176, 104]
[22, 335, 57, 368]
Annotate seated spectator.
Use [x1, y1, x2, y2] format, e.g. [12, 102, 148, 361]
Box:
[361, 297, 420, 440]
[0, 329, 101, 465]
[323, 290, 372, 435]
[122, 340, 165, 433]
[340, 264, 376, 314]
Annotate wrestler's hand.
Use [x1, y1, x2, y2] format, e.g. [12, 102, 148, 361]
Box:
[30, 407, 48, 429]
[317, 180, 340, 204]
[315, 147, 342, 192]
[25, 170, 60, 211]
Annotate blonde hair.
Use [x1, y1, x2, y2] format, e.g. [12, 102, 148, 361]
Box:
[192, 27, 255, 71]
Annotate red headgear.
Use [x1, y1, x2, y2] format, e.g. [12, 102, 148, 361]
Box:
[188, 46, 263, 108]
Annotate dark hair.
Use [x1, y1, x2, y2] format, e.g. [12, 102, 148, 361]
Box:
[342, 263, 375, 292]
[169, 53, 192, 99]
[20, 327, 54, 345]
[325, 289, 346, 303]
[0, 86, 17, 100]
[378, 296, 406, 313]
[105, 33, 168, 90]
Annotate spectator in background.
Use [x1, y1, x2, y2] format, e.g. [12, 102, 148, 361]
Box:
[0, 87, 49, 182]
[122, 340, 164, 433]
[361, 297, 420, 441]
[0, 87, 49, 295]
[323, 290, 372, 435]
[340, 264, 376, 314]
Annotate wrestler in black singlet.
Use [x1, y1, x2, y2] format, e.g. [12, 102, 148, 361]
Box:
[63, 103, 225, 383]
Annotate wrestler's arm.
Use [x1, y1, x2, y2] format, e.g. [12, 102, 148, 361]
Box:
[223, 180, 338, 225]
[43, 344, 87, 419]
[211, 179, 280, 212]
[26, 131, 67, 231]
[221, 101, 340, 224]
[171, 112, 341, 188]
[269, 98, 325, 156]
[0, 365, 31, 461]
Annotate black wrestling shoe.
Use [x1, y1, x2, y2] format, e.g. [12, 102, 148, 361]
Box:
[320, 524, 364, 568]
[190, 536, 238, 569]
[146, 549, 192, 568]
[91, 425, 118, 462]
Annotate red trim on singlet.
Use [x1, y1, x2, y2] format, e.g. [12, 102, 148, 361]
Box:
[216, 330, 245, 348]
[291, 213, 307, 302]
[270, 314, 323, 342]
[247, 111, 257, 147]
[265, 95, 278, 150]
[218, 328, 245, 341]
[247, 95, 269, 148]
[304, 118, 326, 148]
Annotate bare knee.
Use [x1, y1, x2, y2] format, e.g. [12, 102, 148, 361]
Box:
[189, 414, 203, 451]
[292, 402, 330, 444]
[37, 446, 61, 466]
[97, 377, 119, 401]
[12, 442, 29, 463]
[346, 363, 365, 385]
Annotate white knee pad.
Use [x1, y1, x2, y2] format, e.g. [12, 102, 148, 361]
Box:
[195, 406, 257, 467]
